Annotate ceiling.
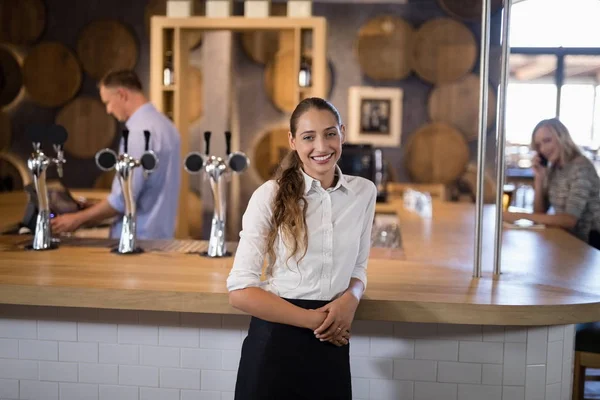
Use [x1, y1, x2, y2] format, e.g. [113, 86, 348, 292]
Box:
[510, 54, 600, 82]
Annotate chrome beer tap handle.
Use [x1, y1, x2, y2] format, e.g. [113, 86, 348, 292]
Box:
[94, 129, 158, 255]
[50, 125, 68, 179]
[25, 124, 69, 251]
[183, 131, 249, 258]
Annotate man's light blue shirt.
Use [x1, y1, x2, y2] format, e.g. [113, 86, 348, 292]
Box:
[107, 102, 181, 239]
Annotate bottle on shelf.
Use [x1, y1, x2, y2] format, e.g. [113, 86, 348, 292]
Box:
[298, 55, 312, 88]
[163, 50, 174, 86]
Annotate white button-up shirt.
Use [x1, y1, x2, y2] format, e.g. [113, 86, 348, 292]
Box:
[227, 166, 377, 301]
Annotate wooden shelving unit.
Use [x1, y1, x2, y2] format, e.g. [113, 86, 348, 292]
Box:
[150, 16, 328, 238]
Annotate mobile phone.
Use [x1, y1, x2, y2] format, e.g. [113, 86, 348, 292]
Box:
[539, 154, 548, 167]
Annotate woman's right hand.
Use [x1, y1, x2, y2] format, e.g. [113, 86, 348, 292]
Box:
[532, 154, 547, 180]
[305, 310, 349, 346]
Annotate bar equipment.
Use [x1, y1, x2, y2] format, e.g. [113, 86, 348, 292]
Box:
[337, 144, 388, 202]
[25, 124, 68, 250]
[184, 131, 249, 257]
[95, 129, 159, 254]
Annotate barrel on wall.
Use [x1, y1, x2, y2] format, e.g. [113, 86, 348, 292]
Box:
[0, 45, 27, 112]
[355, 16, 414, 81]
[0, 0, 46, 45]
[76, 19, 139, 81]
[22, 42, 82, 108]
[55, 96, 117, 159]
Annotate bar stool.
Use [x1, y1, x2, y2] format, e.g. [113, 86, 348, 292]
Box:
[573, 322, 600, 400]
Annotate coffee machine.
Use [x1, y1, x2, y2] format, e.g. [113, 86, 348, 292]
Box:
[337, 143, 388, 202]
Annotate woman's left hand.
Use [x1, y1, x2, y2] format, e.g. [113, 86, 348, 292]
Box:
[503, 211, 522, 224]
[313, 292, 359, 342]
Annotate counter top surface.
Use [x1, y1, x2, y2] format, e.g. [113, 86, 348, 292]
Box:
[1, 192, 600, 325]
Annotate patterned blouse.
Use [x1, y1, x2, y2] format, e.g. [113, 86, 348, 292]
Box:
[545, 155, 600, 242]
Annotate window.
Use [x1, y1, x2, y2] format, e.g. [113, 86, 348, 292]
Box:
[506, 0, 600, 147]
[509, 0, 600, 48]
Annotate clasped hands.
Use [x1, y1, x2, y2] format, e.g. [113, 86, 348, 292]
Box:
[310, 292, 359, 347]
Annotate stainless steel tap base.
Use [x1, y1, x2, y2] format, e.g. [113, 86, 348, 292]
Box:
[113, 214, 143, 255]
[204, 216, 229, 257]
[26, 210, 58, 251]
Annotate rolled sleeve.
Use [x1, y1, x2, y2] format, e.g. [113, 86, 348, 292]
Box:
[565, 166, 593, 219]
[227, 181, 276, 292]
[351, 182, 377, 289]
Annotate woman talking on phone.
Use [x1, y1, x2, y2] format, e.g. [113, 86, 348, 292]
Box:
[226, 97, 377, 400]
[503, 118, 600, 249]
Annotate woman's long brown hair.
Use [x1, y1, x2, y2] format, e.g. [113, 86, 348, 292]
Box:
[265, 97, 342, 268]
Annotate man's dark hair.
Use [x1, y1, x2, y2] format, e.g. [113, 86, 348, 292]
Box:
[99, 69, 143, 92]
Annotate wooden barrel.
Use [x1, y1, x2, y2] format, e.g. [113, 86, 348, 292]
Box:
[427, 74, 497, 141]
[0, 0, 45, 45]
[145, 0, 204, 49]
[188, 65, 203, 123]
[55, 96, 116, 159]
[405, 122, 470, 184]
[77, 20, 138, 81]
[252, 126, 290, 182]
[0, 151, 30, 191]
[22, 42, 82, 108]
[241, 3, 288, 65]
[355, 16, 414, 81]
[93, 170, 116, 190]
[265, 52, 334, 113]
[0, 45, 24, 108]
[411, 18, 476, 84]
[438, 0, 504, 21]
[458, 162, 496, 203]
[0, 112, 11, 150]
[264, 49, 297, 113]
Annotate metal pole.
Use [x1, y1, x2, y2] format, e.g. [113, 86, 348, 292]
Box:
[493, 0, 513, 276]
[555, 55, 565, 118]
[473, 0, 492, 278]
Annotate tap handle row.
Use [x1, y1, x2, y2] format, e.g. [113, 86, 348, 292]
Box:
[96, 149, 118, 171]
[184, 152, 206, 173]
[225, 131, 231, 156]
[25, 124, 69, 177]
[204, 131, 211, 155]
[143, 130, 151, 151]
[122, 129, 130, 154]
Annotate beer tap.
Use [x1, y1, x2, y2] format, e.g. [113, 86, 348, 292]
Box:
[25, 124, 68, 250]
[95, 129, 159, 255]
[184, 131, 249, 257]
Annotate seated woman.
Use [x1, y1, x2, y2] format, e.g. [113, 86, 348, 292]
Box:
[503, 118, 600, 250]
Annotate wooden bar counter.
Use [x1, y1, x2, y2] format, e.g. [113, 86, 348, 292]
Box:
[0, 192, 594, 399]
[0, 195, 599, 326]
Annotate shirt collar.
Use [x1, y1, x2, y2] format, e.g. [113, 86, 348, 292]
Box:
[125, 102, 154, 131]
[301, 165, 352, 195]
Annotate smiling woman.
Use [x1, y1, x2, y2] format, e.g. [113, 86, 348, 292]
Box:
[227, 97, 377, 400]
[503, 118, 600, 249]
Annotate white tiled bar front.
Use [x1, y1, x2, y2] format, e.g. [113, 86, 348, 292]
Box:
[0, 305, 574, 400]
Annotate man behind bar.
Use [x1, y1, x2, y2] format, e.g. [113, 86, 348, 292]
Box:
[51, 69, 182, 240]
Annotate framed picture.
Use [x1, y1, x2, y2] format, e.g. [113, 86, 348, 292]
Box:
[347, 86, 403, 147]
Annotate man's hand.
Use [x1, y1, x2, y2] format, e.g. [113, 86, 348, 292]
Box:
[51, 213, 83, 234]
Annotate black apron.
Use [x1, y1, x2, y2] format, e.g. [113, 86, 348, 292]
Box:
[234, 298, 352, 400]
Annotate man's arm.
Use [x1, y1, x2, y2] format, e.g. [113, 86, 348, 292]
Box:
[51, 199, 119, 233]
